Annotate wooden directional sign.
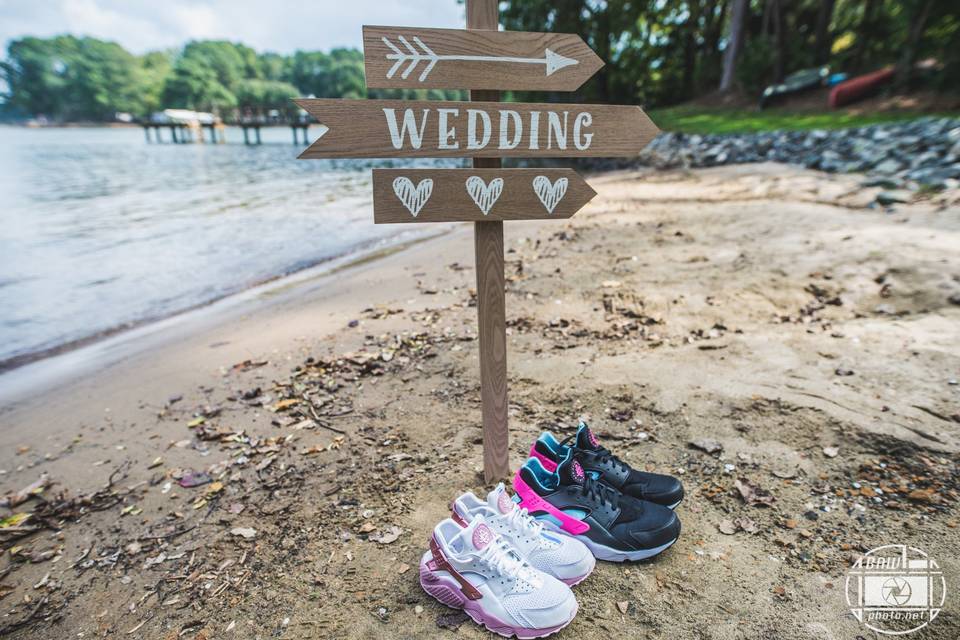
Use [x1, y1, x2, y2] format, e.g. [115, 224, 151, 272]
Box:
[362, 26, 604, 91]
[293, 0, 664, 483]
[295, 98, 659, 159]
[373, 168, 596, 223]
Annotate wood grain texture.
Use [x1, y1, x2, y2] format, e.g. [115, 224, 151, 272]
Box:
[362, 26, 603, 91]
[468, 0, 509, 483]
[372, 168, 596, 223]
[294, 98, 659, 159]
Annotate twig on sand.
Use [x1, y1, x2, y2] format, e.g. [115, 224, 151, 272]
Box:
[298, 396, 348, 435]
[0, 596, 49, 636]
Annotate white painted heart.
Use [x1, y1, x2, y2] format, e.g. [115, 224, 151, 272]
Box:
[532, 176, 568, 214]
[392, 177, 433, 217]
[465, 176, 504, 215]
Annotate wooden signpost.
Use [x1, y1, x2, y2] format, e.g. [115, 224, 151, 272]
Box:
[362, 26, 604, 91]
[372, 169, 597, 223]
[295, 0, 660, 482]
[295, 99, 658, 159]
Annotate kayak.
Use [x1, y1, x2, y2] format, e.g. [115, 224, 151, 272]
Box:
[759, 66, 830, 109]
[829, 67, 894, 108]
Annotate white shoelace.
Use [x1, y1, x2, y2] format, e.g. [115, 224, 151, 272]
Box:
[477, 537, 525, 579]
[502, 502, 544, 538]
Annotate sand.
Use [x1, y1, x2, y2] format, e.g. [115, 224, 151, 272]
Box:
[1, 164, 958, 639]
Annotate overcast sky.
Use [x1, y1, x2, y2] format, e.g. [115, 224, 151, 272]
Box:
[0, 0, 467, 53]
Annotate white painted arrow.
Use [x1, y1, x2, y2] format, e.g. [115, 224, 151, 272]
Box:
[381, 36, 579, 83]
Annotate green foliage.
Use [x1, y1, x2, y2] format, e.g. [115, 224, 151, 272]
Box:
[234, 79, 299, 111]
[162, 56, 237, 112]
[1, 1, 957, 122]
[650, 104, 960, 134]
[500, 0, 959, 107]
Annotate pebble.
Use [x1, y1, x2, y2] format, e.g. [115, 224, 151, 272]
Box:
[614, 118, 960, 191]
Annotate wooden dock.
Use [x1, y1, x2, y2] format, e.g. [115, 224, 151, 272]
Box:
[143, 120, 311, 145]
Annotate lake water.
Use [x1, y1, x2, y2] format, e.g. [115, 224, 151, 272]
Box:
[0, 125, 460, 369]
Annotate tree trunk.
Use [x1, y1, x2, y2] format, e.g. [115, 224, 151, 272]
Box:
[814, 0, 837, 65]
[720, 0, 749, 92]
[896, 0, 933, 87]
[851, 0, 879, 73]
[771, 0, 785, 82]
[683, 1, 702, 98]
[702, 0, 729, 91]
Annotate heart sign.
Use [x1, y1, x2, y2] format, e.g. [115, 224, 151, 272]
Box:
[466, 176, 504, 215]
[392, 177, 433, 217]
[532, 176, 568, 214]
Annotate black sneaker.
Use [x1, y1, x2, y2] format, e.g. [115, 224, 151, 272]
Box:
[529, 421, 684, 509]
[513, 448, 681, 562]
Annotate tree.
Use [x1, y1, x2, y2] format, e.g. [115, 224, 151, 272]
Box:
[814, 0, 837, 64]
[895, 0, 934, 87]
[162, 57, 236, 113]
[720, 0, 749, 91]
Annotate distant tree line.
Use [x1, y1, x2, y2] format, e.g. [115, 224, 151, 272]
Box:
[500, 0, 959, 105]
[1, 1, 957, 122]
[0, 37, 462, 122]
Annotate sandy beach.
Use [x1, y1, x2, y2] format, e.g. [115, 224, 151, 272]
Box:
[1, 164, 958, 639]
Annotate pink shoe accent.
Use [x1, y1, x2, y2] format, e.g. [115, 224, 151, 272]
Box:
[428, 535, 482, 600]
[512, 471, 590, 536]
[472, 523, 493, 550]
[528, 444, 559, 472]
[450, 504, 469, 528]
[497, 491, 513, 514]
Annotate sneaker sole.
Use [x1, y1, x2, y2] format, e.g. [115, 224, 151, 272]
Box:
[419, 558, 578, 638]
[541, 521, 678, 562]
[577, 535, 678, 562]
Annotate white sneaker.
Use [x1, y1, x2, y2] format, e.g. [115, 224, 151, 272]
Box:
[419, 515, 578, 639]
[453, 483, 595, 586]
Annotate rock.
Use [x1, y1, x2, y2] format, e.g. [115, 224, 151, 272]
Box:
[436, 611, 470, 631]
[230, 527, 257, 539]
[689, 438, 723, 454]
[822, 446, 839, 458]
[875, 191, 911, 206]
[628, 117, 960, 191]
[616, 601, 630, 614]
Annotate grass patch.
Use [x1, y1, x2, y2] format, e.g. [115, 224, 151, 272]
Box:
[647, 106, 960, 135]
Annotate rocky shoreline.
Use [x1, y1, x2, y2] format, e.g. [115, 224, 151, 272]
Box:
[627, 117, 960, 192]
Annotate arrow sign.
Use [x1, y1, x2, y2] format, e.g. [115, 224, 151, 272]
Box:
[372, 168, 596, 223]
[295, 98, 659, 159]
[363, 26, 603, 91]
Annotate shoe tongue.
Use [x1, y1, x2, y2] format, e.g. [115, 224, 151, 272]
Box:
[458, 515, 495, 552]
[487, 483, 514, 515]
[557, 450, 585, 486]
[576, 421, 601, 451]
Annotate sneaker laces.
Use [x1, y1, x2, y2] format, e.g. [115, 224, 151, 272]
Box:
[560, 434, 628, 474]
[581, 475, 618, 510]
[477, 537, 525, 579]
[502, 503, 544, 538]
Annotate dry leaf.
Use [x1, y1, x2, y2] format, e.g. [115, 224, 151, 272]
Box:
[370, 525, 403, 544]
[734, 478, 775, 507]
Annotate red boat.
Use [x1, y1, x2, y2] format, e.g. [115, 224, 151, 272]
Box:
[829, 67, 895, 108]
